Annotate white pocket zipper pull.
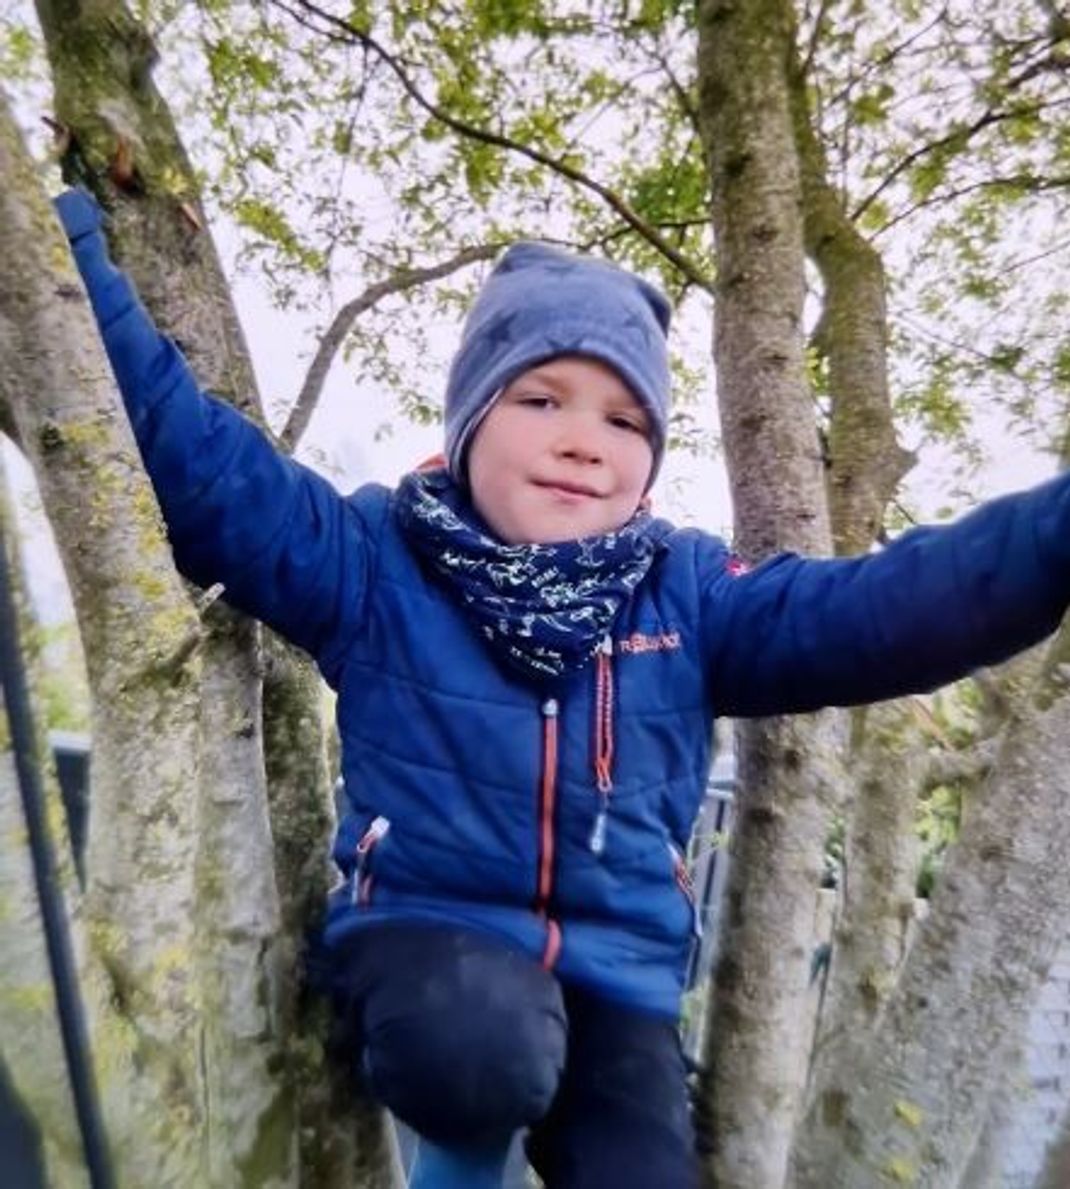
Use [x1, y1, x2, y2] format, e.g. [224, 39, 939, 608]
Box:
[352, 816, 390, 904]
[589, 807, 608, 855]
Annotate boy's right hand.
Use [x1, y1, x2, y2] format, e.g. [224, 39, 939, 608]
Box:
[53, 188, 105, 245]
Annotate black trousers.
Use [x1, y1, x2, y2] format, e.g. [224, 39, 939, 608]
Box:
[327, 923, 699, 1188]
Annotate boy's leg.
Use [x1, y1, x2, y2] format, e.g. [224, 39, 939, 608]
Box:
[525, 986, 699, 1189]
[331, 923, 567, 1149]
[407, 1136, 512, 1189]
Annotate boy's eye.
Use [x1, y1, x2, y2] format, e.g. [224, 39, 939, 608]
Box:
[609, 414, 646, 434]
[515, 392, 557, 410]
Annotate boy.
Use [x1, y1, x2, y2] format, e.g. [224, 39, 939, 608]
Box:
[56, 190, 1070, 1188]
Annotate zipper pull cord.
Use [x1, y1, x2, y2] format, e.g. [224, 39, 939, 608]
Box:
[671, 843, 703, 940]
[353, 816, 390, 905]
[591, 635, 614, 854]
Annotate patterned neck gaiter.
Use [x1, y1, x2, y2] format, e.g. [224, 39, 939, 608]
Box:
[395, 468, 670, 683]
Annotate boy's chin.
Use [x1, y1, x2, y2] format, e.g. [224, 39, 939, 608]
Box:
[474, 491, 641, 545]
[497, 515, 629, 546]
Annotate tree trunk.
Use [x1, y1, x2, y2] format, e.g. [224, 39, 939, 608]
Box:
[805, 702, 922, 1094]
[696, 1, 847, 1184]
[0, 452, 86, 1183]
[0, 86, 206, 1182]
[7, 0, 397, 1179]
[786, 16, 926, 1110]
[787, 42, 913, 559]
[32, 2, 309, 1177]
[955, 1045, 1025, 1189]
[790, 621, 1070, 1187]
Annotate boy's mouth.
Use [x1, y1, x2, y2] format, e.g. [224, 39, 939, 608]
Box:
[534, 479, 604, 500]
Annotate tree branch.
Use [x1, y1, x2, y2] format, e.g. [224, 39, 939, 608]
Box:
[870, 170, 1070, 237]
[269, 0, 715, 293]
[920, 736, 999, 793]
[852, 99, 1056, 224]
[650, 40, 700, 134]
[281, 242, 501, 453]
[800, 0, 837, 81]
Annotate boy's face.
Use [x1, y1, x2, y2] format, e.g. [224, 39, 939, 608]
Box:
[466, 356, 655, 544]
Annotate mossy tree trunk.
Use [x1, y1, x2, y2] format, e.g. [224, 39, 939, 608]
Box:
[785, 12, 927, 1116]
[1037, 1097, 1070, 1189]
[0, 0, 399, 1181]
[697, 0, 1070, 1185]
[0, 86, 205, 1183]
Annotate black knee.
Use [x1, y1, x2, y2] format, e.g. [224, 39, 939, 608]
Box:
[359, 931, 567, 1145]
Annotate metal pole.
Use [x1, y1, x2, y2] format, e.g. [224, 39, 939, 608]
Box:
[0, 512, 114, 1189]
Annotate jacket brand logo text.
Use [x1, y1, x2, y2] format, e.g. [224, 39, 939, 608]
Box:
[618, 631, 681, 655]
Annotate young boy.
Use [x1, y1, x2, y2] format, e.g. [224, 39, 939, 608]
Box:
[56, 189, 1070, 1189]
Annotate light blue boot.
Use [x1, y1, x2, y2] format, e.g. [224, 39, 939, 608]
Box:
[407, 1136, 511, 1189]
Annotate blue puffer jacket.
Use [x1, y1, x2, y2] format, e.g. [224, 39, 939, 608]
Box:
[57, 191, 1070, 1017]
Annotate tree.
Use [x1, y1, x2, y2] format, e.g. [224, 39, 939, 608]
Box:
[2, 0, 1069, 1185]
[1, 0, 401, 1180]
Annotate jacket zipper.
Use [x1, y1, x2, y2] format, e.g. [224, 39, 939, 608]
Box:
[590, 634, 614, 854]
[536, 697, 562, 968]
[353, 815, 390, 906]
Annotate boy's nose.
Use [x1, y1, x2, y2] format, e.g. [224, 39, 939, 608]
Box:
[558, 439, 603, 465]
[554, 418, 605, 464]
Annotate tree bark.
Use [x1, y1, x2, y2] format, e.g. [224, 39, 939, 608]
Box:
[0, 86, 206, 1182]
[8, 1, 398, 1179]
[33, 4, 309, 1180]
[787, 42, 913, 559]
[783, 12, 926, 1108]
[805, 702, 923, 1094]
[1037, 1097, 1070, 1189]
[790, 622, 1070, 1187]
[696, 1, 847, 1184]
[955, 1045, 1025, 1189]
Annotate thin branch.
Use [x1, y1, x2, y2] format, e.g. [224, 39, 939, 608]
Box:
[281, 243, 502, 453]
[852, 60, 1067, 224]
[920, 736, 999, 793]
[650, 40, 699, 134]
[984, 233, 1070, 275]
[853, 104, 1040, 223]
[897, 312, 1018, 371]
[801, 0, 838, 81]
[268, 0, 715, 293]
[1035, 0, 1070, 40]
[870, 171, 1070, 238]
[823, 6, 950, 111]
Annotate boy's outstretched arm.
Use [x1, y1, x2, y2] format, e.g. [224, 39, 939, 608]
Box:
[701, 472, 1070, 717]
[54, 190, 371, 675]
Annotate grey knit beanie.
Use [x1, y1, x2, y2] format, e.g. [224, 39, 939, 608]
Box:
[444, 242, 672, 486]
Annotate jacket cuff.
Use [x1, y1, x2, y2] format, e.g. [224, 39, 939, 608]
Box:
[53, 188, 106, 244]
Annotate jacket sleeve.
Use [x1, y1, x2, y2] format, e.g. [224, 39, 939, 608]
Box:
[699, 473, 1070, 717]
[54, 189, 371, 671]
